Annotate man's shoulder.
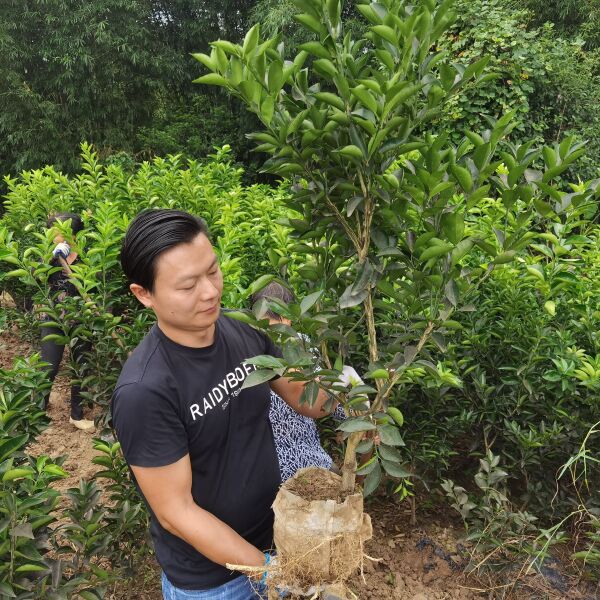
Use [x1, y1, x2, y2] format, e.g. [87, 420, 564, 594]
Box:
[115, 326, 167, 390]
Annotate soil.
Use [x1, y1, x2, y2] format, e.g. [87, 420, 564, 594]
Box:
[347, 498, 478, 600]
[1, 317, 597, 600]
[284, 466, 350, 502]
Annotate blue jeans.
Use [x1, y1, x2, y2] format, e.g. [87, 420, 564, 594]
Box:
[161, 572, 267, 600]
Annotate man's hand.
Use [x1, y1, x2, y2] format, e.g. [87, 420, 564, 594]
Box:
[52, 242, 71, 259]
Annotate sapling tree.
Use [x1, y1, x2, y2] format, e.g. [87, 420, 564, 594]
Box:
[193, 0, 591, 497]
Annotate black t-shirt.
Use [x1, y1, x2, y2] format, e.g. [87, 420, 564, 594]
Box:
[111, 313, 282, 590]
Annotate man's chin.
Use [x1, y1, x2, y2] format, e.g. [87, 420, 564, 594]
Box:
[193, 307, 220, 325]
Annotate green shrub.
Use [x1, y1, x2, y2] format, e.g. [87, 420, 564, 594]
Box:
[0, 144, 296, 421]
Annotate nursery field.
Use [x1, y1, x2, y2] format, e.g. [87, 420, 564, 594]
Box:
[1, 1, 600, 599]
[1, 318, 596, 600]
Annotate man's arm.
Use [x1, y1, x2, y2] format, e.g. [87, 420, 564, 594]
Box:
[131, 454, 265, 570]
[270, 376, 336, 419]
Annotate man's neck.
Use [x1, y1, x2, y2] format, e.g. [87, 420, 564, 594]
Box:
[157, 320, 216, 348]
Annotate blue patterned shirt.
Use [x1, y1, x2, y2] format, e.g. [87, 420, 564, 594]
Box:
[269, 391, 346, 482]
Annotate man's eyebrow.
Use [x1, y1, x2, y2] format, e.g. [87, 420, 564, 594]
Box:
[175, 257, 218, 283]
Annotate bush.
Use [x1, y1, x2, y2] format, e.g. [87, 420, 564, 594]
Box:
[439, 0, 600, 180]
[0, 144, 295, 422]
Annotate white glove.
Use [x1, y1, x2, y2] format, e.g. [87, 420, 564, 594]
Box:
[52, 242, 71, 259]
[338, 365, 364, 388]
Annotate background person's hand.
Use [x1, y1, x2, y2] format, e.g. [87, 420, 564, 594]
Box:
[52, 242, 71, 259]
[338, 365, 364, 388]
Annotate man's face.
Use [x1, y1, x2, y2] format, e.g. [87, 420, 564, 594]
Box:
[133, 233, 223, 334]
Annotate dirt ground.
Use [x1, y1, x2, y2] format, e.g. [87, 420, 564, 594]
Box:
[1, 320, 597, 600]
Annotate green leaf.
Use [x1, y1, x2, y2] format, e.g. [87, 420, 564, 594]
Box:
[240, 369, 276, 390]
[363, 461, 382, 496]
[441, 212, 464, 245]
[420, 242, 453, 261]
[526, 264, 545, 281]
[242, 24, 260, 56]
[0, 434, 29, 462]
[261, 96, 275, 125]
[192, 74, 229, 87]
[381, 460, 412, 478]
[542, 146, 557, 169]
[387, 407, 404, 427]
[3, 468, 35, 482]
[268, 62, 284, 94]
[451, 165, 473, 193]
[10, 523, 34, 539]
[15, 563, 48, 573]
[41, 333, 69, 344]
[299, 41, 331, 59]
[338, 418, 377, 433]
[356, 439, 374, 454]
[314, 92, 345, 111]
[245, 355, 284, 369]
[295, 13, 324, 35]
[356, 457, 378, 475]
[461, 56, 490, 83]
[492, 251, 516, 265]
[191, 53, 215, 71]
[351, 86, 379, 115]
[4, 269, 28, 278]
[212, 40, 241, 55]
[378, 424, 405, 446]
[383, 84, 420, 118]
[80, 592, 103, 600]
[338, 145, 364, 159]
[313, 58, 338, 78]
[378, 444, 403, 462]
[367, 368, 389, 380]
[247, 274, 276, 297]
[357, 4, 383, 25]
[371, 25, 397, 44]
[224, 310, 259, 326]
[0, 582, 16, 598]
[300, 290, 324, 314]
[43, 464, 68, 478]
[327, 0, 341, 27]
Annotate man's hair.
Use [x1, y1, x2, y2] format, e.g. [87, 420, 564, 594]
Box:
[47, 212, 84, 235]
[121, 209, 209, 292]
[251, 281, 295, 320]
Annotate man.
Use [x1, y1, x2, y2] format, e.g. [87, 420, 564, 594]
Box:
[112, 209, 336, 600]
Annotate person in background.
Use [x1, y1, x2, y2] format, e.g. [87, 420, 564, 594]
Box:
[41, 212, 95, 431]
[251, 282, 357, 483]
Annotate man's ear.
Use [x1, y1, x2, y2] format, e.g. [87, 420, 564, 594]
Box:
[130, 283, 154, 309]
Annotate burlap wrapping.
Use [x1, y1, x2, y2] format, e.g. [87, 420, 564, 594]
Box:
[272, 467, 372, 592]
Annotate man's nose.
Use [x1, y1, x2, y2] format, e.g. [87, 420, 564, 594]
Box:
[198, 280, 220, 301]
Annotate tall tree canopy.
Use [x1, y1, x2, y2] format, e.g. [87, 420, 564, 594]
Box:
[0, 0, 259, 180]
[0, 0, 598, 185]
